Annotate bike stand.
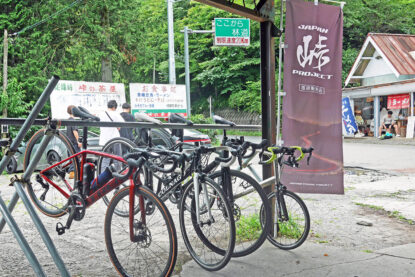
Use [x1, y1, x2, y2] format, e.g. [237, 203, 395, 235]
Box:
[0, 76, 70, 277]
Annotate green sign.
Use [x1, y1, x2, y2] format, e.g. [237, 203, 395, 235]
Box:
[214, 18, 250, 46]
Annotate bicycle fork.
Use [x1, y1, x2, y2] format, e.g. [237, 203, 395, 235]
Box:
[129, 176, 146, 243]
[194, 173, 213, 226]
[273, 188, 289, 237]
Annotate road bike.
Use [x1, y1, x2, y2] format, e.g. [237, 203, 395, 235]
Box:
[23, 110, 178, 276]
[228, 138, 313, 250]
[135, 114, 272, 258]
[135, 145, 236, 271]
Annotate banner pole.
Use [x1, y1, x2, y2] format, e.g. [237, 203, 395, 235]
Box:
[276, 0, 284, 146]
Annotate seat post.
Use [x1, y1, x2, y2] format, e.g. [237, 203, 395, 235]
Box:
[82, 126, 88, 150]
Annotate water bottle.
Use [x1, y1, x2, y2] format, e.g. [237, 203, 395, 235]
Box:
[90, 164, 115, 194]
[82, 163, 95, 196]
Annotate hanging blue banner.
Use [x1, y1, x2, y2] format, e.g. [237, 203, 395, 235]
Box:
[342, 97, 358, 134]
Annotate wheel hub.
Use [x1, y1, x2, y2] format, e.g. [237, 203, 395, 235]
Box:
[133, 219, 152, 248]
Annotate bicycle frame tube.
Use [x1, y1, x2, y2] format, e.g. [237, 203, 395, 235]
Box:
[221, 167, 234, 203]
[194, 172, 201, 224]
[201, 175, 214, 222]
[36, 149, 127, 207]
[151, 158, 193, 202]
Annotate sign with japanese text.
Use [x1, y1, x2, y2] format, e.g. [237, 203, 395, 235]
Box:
[214, 18, 250, 46]
[387, 94, 410, 109]
[406, 116, 415, 139]
[282, 0, 344, 194]
[129, 83, 187, 118]
[50, 80, 125, 119]
[342, 97, 358, 135]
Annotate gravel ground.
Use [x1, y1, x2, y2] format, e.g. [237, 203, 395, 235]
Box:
[344, 137, 415, 146]
[0, 178, 191, 277]
[1, 157, 415, 276]
[304, 168, 415, 251]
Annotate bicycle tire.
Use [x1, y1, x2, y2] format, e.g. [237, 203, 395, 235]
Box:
[262, 190, 310, 250]
[24, 129, 79, 217]
[99, 137, 139, 215]
[179, 176, 235, 271]
[209, 169, 272, 257]
[105, 186, 177, 277]
[6, 156, 17, 174]
[135, 128, 175, 149]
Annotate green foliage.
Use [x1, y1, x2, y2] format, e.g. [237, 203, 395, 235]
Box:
[228, 80, 261, 113]
[236, 214, 262, 242]
[189, 113, 218, 143]
[277, 214, 304, 239]
[1, 0, 415, 123]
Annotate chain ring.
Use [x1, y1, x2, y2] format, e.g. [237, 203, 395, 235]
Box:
[69, 193, 86, 221]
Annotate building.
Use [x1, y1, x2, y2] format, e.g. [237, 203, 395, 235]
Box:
[343, 33, 415, 137]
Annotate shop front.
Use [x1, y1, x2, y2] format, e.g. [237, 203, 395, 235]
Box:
[343, 80, 415, 137]
[343, 33, 415, 138]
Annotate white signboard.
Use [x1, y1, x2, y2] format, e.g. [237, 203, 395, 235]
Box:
[129, 83, 187, 118]
[406, 116, 415, 139]
[50, 80, 125, 119]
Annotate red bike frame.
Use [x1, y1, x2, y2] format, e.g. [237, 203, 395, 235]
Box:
[38, 149, 145, 242]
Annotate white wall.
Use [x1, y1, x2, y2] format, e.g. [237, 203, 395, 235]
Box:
[363, 51, 395, 77]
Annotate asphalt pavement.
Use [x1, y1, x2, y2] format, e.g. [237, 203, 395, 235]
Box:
[177, 242, 415, 277]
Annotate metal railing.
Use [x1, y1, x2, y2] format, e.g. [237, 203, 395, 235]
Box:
[0, 76, 70, 276]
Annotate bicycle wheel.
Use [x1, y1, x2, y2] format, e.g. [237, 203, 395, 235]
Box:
[105, 186, 177, 277]
[99, 137, 138, 215]
[179, 176, 235, 271]
[261, 190, 310, 250]
[209, 169, 271, 257]
[135, 128, 175, 149]
[24, 129, 79, 217]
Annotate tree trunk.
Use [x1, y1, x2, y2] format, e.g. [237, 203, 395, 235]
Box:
[101, 6, 112, 82]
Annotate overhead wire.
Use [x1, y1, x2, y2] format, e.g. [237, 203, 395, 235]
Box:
[9, 0, 85, 37]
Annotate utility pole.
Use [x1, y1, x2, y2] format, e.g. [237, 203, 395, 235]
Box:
[183, 26, 191, 117]
[2, 29, 7, 138]
[153, 57, 156, 84]
[167, 0, 176, 84]
[181, 27, 214, 118]
[2, 29, 7, 118]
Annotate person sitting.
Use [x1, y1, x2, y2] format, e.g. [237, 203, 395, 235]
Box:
[378, 110, 400, 138]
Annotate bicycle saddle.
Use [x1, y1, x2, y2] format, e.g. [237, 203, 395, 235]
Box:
[72, 106, 100, 121]
[213, 115, 235, 126]
[0, 138, 10, 147]
[134, 112, 163, 124]
[169, 113, 193, 125]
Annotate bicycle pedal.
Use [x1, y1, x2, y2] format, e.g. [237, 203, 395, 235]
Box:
[56, 222, 66, 235]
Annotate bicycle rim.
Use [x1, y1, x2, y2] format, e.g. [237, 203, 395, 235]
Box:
[99, 137, 138, 216]
[105, 186, 177, 276]
[263, 190, 310, 250]
[209, 169, 271, 257]
[24, 129, 78, 217]
[179, 177, 235, 271]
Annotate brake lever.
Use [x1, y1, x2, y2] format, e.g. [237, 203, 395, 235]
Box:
[307, 152, 313, 165]
[238, 155, 242, 169]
